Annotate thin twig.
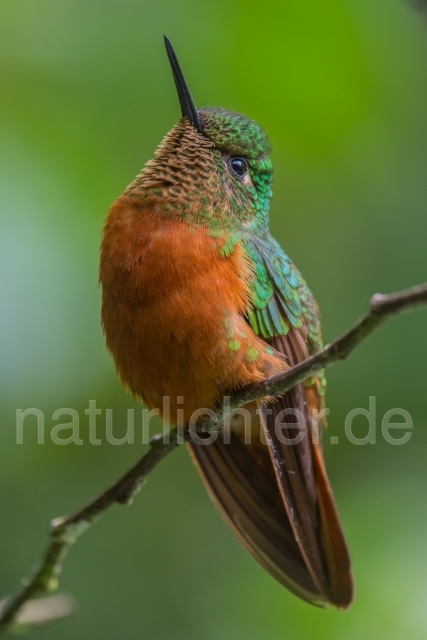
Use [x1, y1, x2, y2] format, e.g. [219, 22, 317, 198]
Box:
[195, 283, 427, 431]
[0, 282, 426, 636]
[222, 282, 427, 418]
[0, 433, 179, 636]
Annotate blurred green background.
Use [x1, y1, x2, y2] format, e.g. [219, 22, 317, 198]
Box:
[1, 0, 427, 638]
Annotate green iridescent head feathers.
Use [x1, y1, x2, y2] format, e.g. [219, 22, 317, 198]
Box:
[200, 108, 271, 159]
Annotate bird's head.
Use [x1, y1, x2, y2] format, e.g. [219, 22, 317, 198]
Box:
[127, 37, 273, 233]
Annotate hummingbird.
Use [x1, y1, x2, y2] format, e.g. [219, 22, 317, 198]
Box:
[99, 36, 353, 608]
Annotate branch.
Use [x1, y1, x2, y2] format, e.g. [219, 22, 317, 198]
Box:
[194, 283, 427, 432]
[0, 433, 179, 636]
[0, 282, 426, 636]
[222, 282, 427, 417]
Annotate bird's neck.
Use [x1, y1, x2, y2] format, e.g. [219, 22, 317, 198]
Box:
[123, 119, 270, 237]
[124, 120, 231, 231]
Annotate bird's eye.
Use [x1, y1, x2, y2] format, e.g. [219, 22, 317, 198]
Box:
[228, 157, 248, 179]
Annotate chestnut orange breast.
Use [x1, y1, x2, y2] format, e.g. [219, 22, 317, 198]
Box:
[100, 197, 286, 423]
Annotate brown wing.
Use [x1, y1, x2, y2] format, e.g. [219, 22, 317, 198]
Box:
[187, 328, 353, 608]
[187, 407, 324, 606]
[262, 329, 353, 607]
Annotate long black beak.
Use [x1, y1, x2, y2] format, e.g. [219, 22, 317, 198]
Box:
[164, 35, 203, 134]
